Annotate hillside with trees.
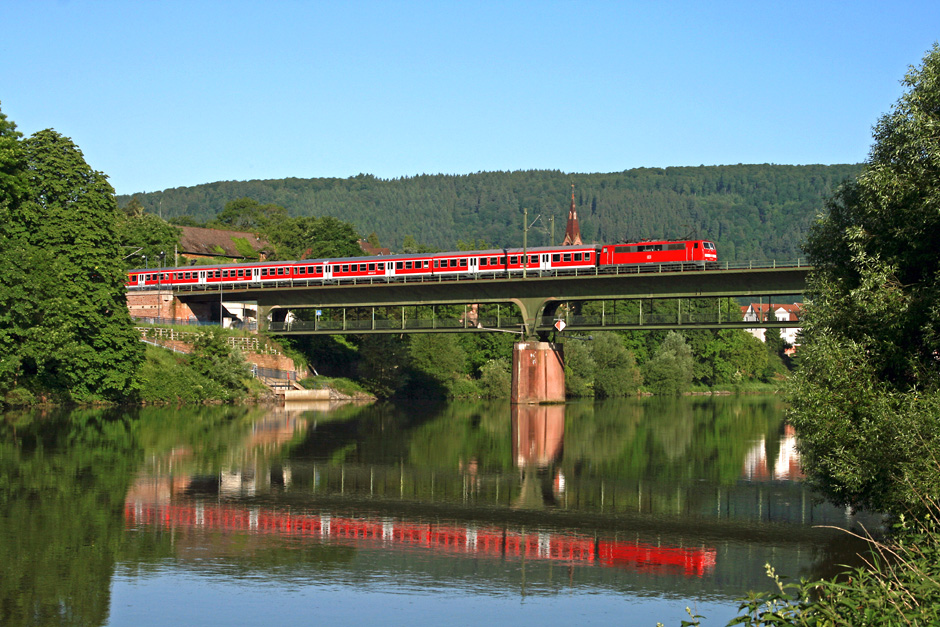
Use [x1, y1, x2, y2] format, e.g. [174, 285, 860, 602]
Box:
[118, 164, 861, 260]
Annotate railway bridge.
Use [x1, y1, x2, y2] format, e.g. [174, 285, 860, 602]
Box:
[137, 260, 810, 402]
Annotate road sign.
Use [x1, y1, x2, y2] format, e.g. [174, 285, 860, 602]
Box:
[554, 319, 566, 332]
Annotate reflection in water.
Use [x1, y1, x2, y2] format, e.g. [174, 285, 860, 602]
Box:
[511, 404, 565, 509]
[742, 424, 803, 481]
[125, 501, 717, 578]
[1, 397, 882, 627]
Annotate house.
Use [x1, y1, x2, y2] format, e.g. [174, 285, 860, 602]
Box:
[176, 226, 271, 263]
[741, 303, 802, 348]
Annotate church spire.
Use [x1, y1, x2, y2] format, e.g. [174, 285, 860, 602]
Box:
[562, 184, 583, 246]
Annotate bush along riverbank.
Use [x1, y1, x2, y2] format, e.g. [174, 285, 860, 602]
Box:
[278, 328, 792, 402]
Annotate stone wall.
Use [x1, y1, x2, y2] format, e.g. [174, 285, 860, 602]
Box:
[127, 290, 196, 322]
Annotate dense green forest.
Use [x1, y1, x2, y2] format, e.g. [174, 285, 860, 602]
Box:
[118, 164, 861, 260]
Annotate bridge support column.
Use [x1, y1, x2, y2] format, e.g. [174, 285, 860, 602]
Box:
[511, 342, 565, 404]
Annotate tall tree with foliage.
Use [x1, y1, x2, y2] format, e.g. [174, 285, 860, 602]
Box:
[787, 44, 940, 515]
[0, 125, 144, 403]
[643, 331, 694, 396]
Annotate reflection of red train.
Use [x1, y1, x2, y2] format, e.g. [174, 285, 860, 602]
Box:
[125, 501, 716, 577]
[127, 240, 717, 290]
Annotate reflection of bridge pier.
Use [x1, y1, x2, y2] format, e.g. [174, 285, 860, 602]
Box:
[511, 404, 565, 508]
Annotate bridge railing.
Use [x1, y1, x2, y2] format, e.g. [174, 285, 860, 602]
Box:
[270, 315, 526, 333]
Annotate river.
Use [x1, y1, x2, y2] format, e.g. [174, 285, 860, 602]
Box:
[0, 396, 878, 626]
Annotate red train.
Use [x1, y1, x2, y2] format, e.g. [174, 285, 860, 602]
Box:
[127, 239, 717, 289]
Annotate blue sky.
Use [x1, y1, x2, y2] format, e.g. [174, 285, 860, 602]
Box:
[3, 1, 939, 196]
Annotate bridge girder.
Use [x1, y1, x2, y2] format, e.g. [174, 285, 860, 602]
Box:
[172, 266, 809, 338]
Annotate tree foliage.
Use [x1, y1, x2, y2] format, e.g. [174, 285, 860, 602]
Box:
[0, 120, 144, 403]
[787, 44, 940, 515]
[118, 164, 861, 260]
[643, 332, 694, 396]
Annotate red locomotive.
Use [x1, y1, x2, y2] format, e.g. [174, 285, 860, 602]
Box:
[127, 239, 717, 289]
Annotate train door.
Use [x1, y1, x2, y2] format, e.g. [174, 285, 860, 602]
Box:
[252, 267, 261, 282]
[323, 263, 334, 280]
[470, 257, 478, 275]
[198, 270, 207, 285]
[540, 254, 551, 271]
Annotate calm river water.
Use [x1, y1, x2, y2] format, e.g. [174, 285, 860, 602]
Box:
[0, 396, 877, 626]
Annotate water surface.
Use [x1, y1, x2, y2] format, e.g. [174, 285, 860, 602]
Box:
[0, 397, 876, 626]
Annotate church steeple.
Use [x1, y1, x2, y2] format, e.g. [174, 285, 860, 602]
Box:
[562, 184, 583, 246]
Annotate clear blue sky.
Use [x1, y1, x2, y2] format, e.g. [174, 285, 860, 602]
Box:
[3, 1, 938, 196]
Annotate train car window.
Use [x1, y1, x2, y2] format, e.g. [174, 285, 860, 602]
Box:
[574, 253, 582, 262]
[369, 263, 375, 271]
[460, 259, 467, 267]
[341, 264, 348, 272]
[552, 254, 560, 262]
[237, 270, 244, 277]
[333, 265, 340, 272]
[449, 259, 457, 268]
[298, 267, 306, 274]
[563, 253, 572, 262]
[433, 260, 439, 268]
[276, 267, 283, 275]
[530, 255, 537, 264]
[693, 243, 699, 249]
[214, 271, 220, 278]
[585, 252, 591, 260]
[510, 256, 517, 264]
[706, 242, 715, 250]
[405, 261, 413, 269]
[377, 263, 384, 271]
[261, 268, 268, 276]
[488, 257, 495, 265]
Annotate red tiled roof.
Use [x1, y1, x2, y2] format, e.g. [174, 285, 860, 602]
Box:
[178, 226, 271, 258]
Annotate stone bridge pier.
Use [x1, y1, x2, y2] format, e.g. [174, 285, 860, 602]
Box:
[511, 342, 565, 404]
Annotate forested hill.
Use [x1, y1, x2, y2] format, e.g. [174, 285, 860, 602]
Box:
[118, 164, 862, 261]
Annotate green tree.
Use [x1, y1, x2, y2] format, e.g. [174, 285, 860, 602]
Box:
[788, 44, 940, 515]
[0, 103, 27, 393]
[591, 332, 642, 398]
[563, 338, 595, 397]
[116, 212, 181, 269]
[0, 127, 144, 403]
[270, 215, 363, 260]
[643, 331, 694, 396]
[213, 196, 288, 231]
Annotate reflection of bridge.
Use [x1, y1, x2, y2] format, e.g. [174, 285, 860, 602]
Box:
[125, 501, 717, 578]
[163, 263, 809, 338]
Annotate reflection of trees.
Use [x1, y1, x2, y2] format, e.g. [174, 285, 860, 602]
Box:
[406, 401, 513, 473]
[562, 396, 787, 485]
[0, 409, 140, 627]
